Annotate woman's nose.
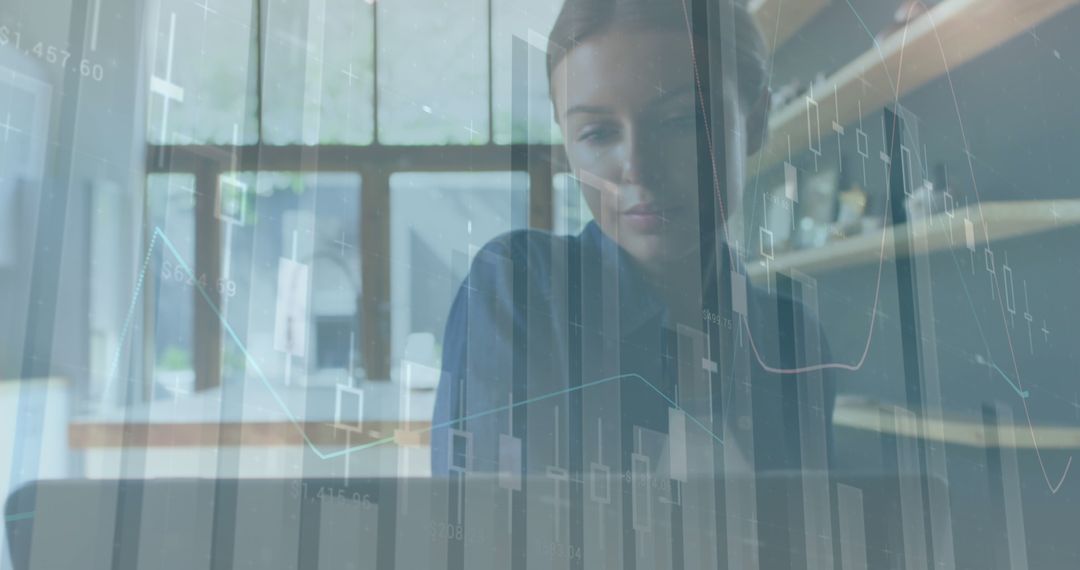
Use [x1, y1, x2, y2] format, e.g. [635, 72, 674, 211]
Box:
[619, 127, 654, 186]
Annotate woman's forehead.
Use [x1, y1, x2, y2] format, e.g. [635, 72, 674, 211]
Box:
[552, 28, 697, 110]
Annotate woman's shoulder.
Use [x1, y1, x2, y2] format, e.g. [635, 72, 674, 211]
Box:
[462, 228, 600, 305]
[471, 228, 585, 273]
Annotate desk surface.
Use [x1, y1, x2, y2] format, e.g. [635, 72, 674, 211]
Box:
[70, 381, 436, 449]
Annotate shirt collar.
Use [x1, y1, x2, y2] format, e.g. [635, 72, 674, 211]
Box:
[579, 221, 733, 337]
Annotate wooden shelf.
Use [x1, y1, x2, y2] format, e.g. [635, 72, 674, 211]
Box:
[747, 199, 1080, 281]
[752, 0, 1080, 171]
[749, 0, 830, 51]
[835, 395, 1080, 449]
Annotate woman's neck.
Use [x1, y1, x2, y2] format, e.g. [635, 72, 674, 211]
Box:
[637, 248, 707, 326]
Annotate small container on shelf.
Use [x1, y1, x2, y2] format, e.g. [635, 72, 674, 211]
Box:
[793, 163, 839, 250]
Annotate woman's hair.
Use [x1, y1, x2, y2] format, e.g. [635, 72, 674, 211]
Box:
[546, 0, 768, 107]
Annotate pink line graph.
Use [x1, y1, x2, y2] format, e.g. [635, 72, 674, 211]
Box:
[927, 10, 1073, 493]
[678, 0, 1072, 492]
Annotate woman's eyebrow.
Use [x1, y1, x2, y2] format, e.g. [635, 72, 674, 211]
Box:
[647, 85, 695, 108]
[565, 104, 614, 116]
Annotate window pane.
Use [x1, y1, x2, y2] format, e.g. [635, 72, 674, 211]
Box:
[390, 172, 528, 372]
[491, 0, 563, 144]
[147, 171, 362, 399]
[144, 173, 197, 400]
[145, 0, 258, 144]
[223, 171, 363, 385]
[377, 0, 489, 145]
[262, 0, 374, 145]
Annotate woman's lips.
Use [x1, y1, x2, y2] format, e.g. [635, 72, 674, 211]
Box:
[622, 203, 680, 232]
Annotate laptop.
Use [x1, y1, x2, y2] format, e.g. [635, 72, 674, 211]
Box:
[6, 474, 941, 569]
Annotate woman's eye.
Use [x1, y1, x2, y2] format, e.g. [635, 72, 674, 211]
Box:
[578, 126, 618, 144]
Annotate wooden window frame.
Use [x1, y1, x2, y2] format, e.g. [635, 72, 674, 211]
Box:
[140, 0, 565, 393]
[145, 143, 558, 390]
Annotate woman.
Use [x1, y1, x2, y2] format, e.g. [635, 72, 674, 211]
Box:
[432, 0, 832, 485]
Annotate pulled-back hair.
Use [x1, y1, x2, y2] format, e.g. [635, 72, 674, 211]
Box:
[546, 0, 768, 106]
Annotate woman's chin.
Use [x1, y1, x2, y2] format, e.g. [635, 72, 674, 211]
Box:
[620, 233, 695, 270]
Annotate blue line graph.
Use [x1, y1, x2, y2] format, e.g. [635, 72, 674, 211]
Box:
[989, 362, 1031, 399]
[975, 354, 1030, 399]
[104, 227, 725, 461]
[101, 231, 160, 403]
[4, 511, 34, 523]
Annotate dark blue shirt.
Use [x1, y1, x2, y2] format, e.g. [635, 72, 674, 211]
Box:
[432, 222, 833, 478]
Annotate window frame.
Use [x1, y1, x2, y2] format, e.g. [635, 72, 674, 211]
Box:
[143, 0, 564, 393]
[145, 143, 558, 390]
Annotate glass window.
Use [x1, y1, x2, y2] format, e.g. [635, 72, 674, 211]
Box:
[222, 171, 363, 386]
[389, 172, 528, 375]
[377, 0, 489, 145]
[261, 0, 375, 145]
[145, 171, 362, 399]
[145, 0, 259, 144]
[491, 0, 563, 144]
[143, 173, 198, 401]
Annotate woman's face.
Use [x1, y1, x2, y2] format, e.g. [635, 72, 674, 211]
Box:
[551, 26, 758, 270]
